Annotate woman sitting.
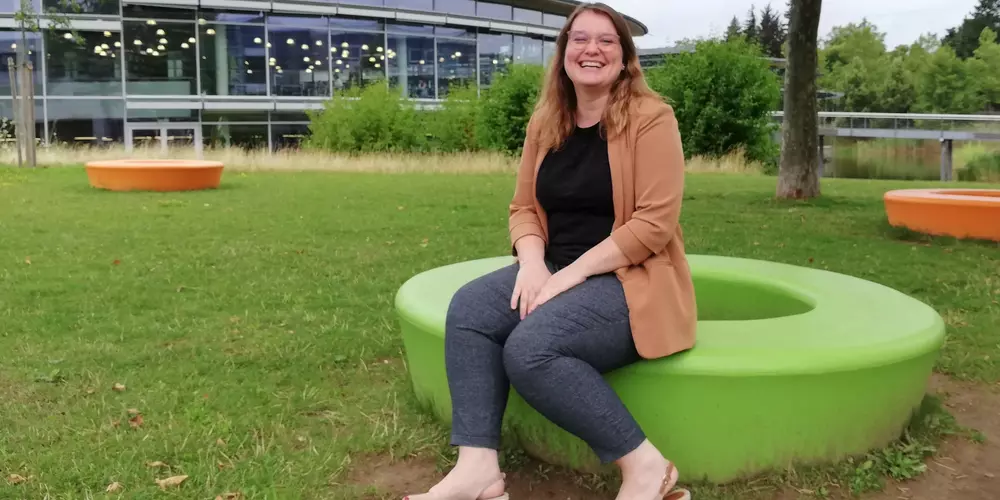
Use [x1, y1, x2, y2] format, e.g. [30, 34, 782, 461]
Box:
[405, 2, 697, 499]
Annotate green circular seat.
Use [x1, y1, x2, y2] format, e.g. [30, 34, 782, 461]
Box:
[395, 255, 945, 483]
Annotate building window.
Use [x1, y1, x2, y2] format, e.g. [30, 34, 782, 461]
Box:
[436, 38, 474, 98]
[385, 0, 431, 10]
[0, 99, 43, 142]
[46, 98, 124, 146]
[434, 0, 474, 16]
[514, 35, 543, 65]
[198, 10, 265, 23]
[271, 123, 309, 151]
[268, 16, 329, 97]
[0, 29, 42, 97]
[543, 13, 567, 29]
[203, 123, 267, 150]
[543, 40, 557, 67]
[123, 4, 195, 20]
[199, 23, 267, 96]
[124, 20, 198, 95]
[387, 33, 434, 99]
[44, 0, 119, 15]
[329, 30, 385, 92]
[478, 32, 511, 89]
[476, 2, 512, 20]
[513, 8, 542, 25]
[45, 30, 122, 96]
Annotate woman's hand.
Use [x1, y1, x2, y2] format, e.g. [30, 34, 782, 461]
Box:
[527, 266, 586, 315]
[511, 260, 552, 320]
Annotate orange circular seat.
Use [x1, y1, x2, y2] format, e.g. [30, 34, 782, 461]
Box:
[884, 189, 1000, 242]
[85, 160, 224, 192]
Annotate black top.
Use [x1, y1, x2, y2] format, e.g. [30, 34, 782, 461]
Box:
[535, 123, 615, 268]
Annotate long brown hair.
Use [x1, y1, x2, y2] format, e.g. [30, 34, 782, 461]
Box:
[532, 2, 661, 151]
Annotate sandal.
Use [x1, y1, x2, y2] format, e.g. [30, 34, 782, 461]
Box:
[404, 473, 508, 500]
[659, 461, 691, 500]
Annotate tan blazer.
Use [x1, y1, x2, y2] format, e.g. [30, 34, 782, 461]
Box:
[508, 95, 697, 360]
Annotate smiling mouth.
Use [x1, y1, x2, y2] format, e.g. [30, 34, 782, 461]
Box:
[579, 61, 605, 69]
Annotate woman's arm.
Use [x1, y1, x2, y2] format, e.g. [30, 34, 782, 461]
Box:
[509, 117, 547, 257]
[608, 103, 686, 266]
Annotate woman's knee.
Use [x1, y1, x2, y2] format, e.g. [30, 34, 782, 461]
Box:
[445, 271, 515, 343]
[502, 327, 552, 381]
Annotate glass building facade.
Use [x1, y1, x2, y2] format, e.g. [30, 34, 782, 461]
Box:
[0, 0, 646, 151]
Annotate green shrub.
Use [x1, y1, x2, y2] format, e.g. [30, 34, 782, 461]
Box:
[476, 64, 545, 153]
[305, 83, 429, 153]
[645, 37, 781, 165]
[427, 83, 481, 153]
[958, 150, 1000, 182]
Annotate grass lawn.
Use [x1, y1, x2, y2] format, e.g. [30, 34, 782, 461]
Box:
[0, 166, 996, 499]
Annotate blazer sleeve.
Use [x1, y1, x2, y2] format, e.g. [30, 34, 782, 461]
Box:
[610, 104, 686, 265]
[508, 116, 546, 252]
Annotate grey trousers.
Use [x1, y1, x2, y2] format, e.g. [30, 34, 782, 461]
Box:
[444, 262, 646, 464]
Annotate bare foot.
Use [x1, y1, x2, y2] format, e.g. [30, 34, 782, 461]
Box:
[404, 447, 506, 500]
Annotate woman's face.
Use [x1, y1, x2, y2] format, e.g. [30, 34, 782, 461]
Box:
[563, 10, 624, 91]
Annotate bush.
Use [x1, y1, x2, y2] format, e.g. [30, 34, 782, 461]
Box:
[428, 83, 480, 153]
[305, 83, 429, 154]
[476, 64, 545, 153]
[645, 37, 781, 165]
[958, 150, 1000, 182]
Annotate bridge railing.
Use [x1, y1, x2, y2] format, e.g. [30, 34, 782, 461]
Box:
[771, 111, 1000, 133]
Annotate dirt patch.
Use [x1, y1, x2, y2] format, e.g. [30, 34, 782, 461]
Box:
[347, 374, 999, 500]
[859, 374, 999, 500]
[347, 454, 609, 499]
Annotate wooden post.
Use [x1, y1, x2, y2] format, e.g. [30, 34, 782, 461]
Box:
[21, 62, 35, 167]
[817, 134, 825, 177]
[940, 139, 953, 182]
[7, 56, 21, 168]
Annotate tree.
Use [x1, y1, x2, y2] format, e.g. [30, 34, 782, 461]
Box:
[8, 0, 83, 167]
[822, 20, 885, 65]
[743, 6, 759, 44]
[725, 16, 742, 41]
[970, 27, 1000, 110]
[646, 37, 781, 165]
[913, 45, 986, 113]
[942, 0, 1000, 59]
[776, 0, 823, 199]
[758, 3, 788, 58]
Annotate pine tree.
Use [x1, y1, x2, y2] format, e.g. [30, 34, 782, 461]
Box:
[743, 6, 760, 44]
[726, 16, 742, 41]
[758, 3, 788, 57]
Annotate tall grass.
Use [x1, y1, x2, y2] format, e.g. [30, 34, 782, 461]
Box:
[829, 138, 1000, 182]
[0, 143, 770, 175]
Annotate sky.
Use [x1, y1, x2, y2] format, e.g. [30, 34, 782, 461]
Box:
[600, 0, 982, 49]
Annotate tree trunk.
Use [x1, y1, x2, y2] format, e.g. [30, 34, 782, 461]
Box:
[776, 0, 822, 199]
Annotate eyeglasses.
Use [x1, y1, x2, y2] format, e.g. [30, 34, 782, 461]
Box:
[566, 30, 620, 49]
